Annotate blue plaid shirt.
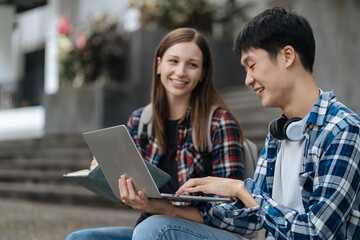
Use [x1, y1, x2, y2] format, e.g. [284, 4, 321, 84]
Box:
[200, 91, 360, 239]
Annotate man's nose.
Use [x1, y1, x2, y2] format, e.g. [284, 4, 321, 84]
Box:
[244, 72, 254, 87]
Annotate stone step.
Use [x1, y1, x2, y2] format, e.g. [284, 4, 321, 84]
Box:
[0, 133, 88, 156]
[0, 146, 91, 160]
[0, 158, 90, 170]
[0, 143, 42, 159]
[0, 182, 120, 207]
[34, 147, 92, 159]
[0, 133, 101, 205]
[0, 138, 42, 148]
[40, 133, 87, 147]
[0, 169, 80, 183]
[220, 86, 280, 151]
[221, 86, 257, 100]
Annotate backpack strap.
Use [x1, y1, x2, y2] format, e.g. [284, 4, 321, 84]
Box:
[242, 138, 258, 179]
[192, 105, 218, 176]
[138, 103, 153, 148]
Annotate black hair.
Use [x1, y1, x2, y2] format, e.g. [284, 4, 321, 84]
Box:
[234, 7, 315, 72]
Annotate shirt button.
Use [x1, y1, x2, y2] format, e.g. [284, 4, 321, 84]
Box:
[234, 212, 239, 216]
[265, 206, 269, 210]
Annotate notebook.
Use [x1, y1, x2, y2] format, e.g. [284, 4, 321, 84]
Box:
[82, 124, 231, 202]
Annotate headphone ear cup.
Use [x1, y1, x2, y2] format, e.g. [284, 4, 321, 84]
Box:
[283, 117, 302, 131]
[284, 117, 304, 141]
[269, 115, 289, 140]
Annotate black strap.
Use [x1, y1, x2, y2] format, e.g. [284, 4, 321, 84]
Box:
[139, 124, 149, 148]
[200, 151, 212, 176]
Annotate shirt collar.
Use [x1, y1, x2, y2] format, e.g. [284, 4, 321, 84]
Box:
[178, 107, 192, 126]
[307, 90, 337, 126]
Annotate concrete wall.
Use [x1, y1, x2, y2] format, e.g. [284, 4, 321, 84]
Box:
[299, 0, 360, 113]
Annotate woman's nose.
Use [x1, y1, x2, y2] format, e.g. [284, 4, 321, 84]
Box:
[175, 63, 186, 77]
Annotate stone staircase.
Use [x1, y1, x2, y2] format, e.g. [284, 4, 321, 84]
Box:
[221, 86, 281, 151]
[0, 133, 120, 207]
[0, 87, 280, 206]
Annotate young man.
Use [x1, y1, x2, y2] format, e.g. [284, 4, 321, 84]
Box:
[119, 7, 360, 239]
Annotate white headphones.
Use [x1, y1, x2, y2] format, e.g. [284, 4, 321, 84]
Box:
[269, 113, 309, 141]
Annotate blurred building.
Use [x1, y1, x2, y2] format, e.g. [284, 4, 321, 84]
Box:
[0, 0, 359, 142]
[0, 0, 138, 141]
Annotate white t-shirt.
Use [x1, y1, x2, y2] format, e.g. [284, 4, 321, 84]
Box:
[272, 139, 306, 214]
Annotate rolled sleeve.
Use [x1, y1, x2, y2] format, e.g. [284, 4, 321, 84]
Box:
[198, 195, 262, 235]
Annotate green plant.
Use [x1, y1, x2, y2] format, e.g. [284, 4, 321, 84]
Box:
[128, 0, 250, 36]
[57, 13, 127, 87]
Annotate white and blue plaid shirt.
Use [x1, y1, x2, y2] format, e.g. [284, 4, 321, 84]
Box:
[199, 90, 360, 239]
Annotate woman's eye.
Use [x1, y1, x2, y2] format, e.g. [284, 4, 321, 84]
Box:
[169, 59, 177, 64]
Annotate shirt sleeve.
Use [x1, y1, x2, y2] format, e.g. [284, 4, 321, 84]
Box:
[126, 108, 143, 140]
[200, 124, 360, 239]
[198, 197, 262, 236]
[210, 109, 244, 180]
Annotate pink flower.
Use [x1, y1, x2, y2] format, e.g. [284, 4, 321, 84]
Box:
[75, 32, 87, 49]
[58, 14, 71, 35]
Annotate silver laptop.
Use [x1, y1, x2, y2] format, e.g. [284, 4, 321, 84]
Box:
[83, 125, 231, 202]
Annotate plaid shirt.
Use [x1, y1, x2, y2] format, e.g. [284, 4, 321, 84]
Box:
[200, 91, 360, 239]
[127, 106, 244, 191]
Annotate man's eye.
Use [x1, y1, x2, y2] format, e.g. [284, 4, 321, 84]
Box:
[250, 64, 255, 69]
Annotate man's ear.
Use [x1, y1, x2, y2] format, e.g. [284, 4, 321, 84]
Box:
[282, 45, 296, 68]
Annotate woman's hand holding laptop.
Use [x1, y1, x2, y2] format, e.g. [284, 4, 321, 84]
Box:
[118, 174, 204, 223]
[118, 174, 172, 213]
[89, 156, 98, 171]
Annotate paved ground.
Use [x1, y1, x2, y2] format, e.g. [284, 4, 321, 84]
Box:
[0, 197, 140, 240]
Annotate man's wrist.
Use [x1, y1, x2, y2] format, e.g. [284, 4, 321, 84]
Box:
[236, 181, 259, 208]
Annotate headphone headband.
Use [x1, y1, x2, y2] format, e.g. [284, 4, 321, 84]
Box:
[269, 113, 309, 141]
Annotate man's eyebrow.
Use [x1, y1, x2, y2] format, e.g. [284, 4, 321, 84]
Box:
[241, 55, 250, 66]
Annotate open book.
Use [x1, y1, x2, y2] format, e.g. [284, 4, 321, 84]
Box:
[64, 161, 171, 202]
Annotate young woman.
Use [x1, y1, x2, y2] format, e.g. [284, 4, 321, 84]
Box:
[66, 27, 244, 240]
